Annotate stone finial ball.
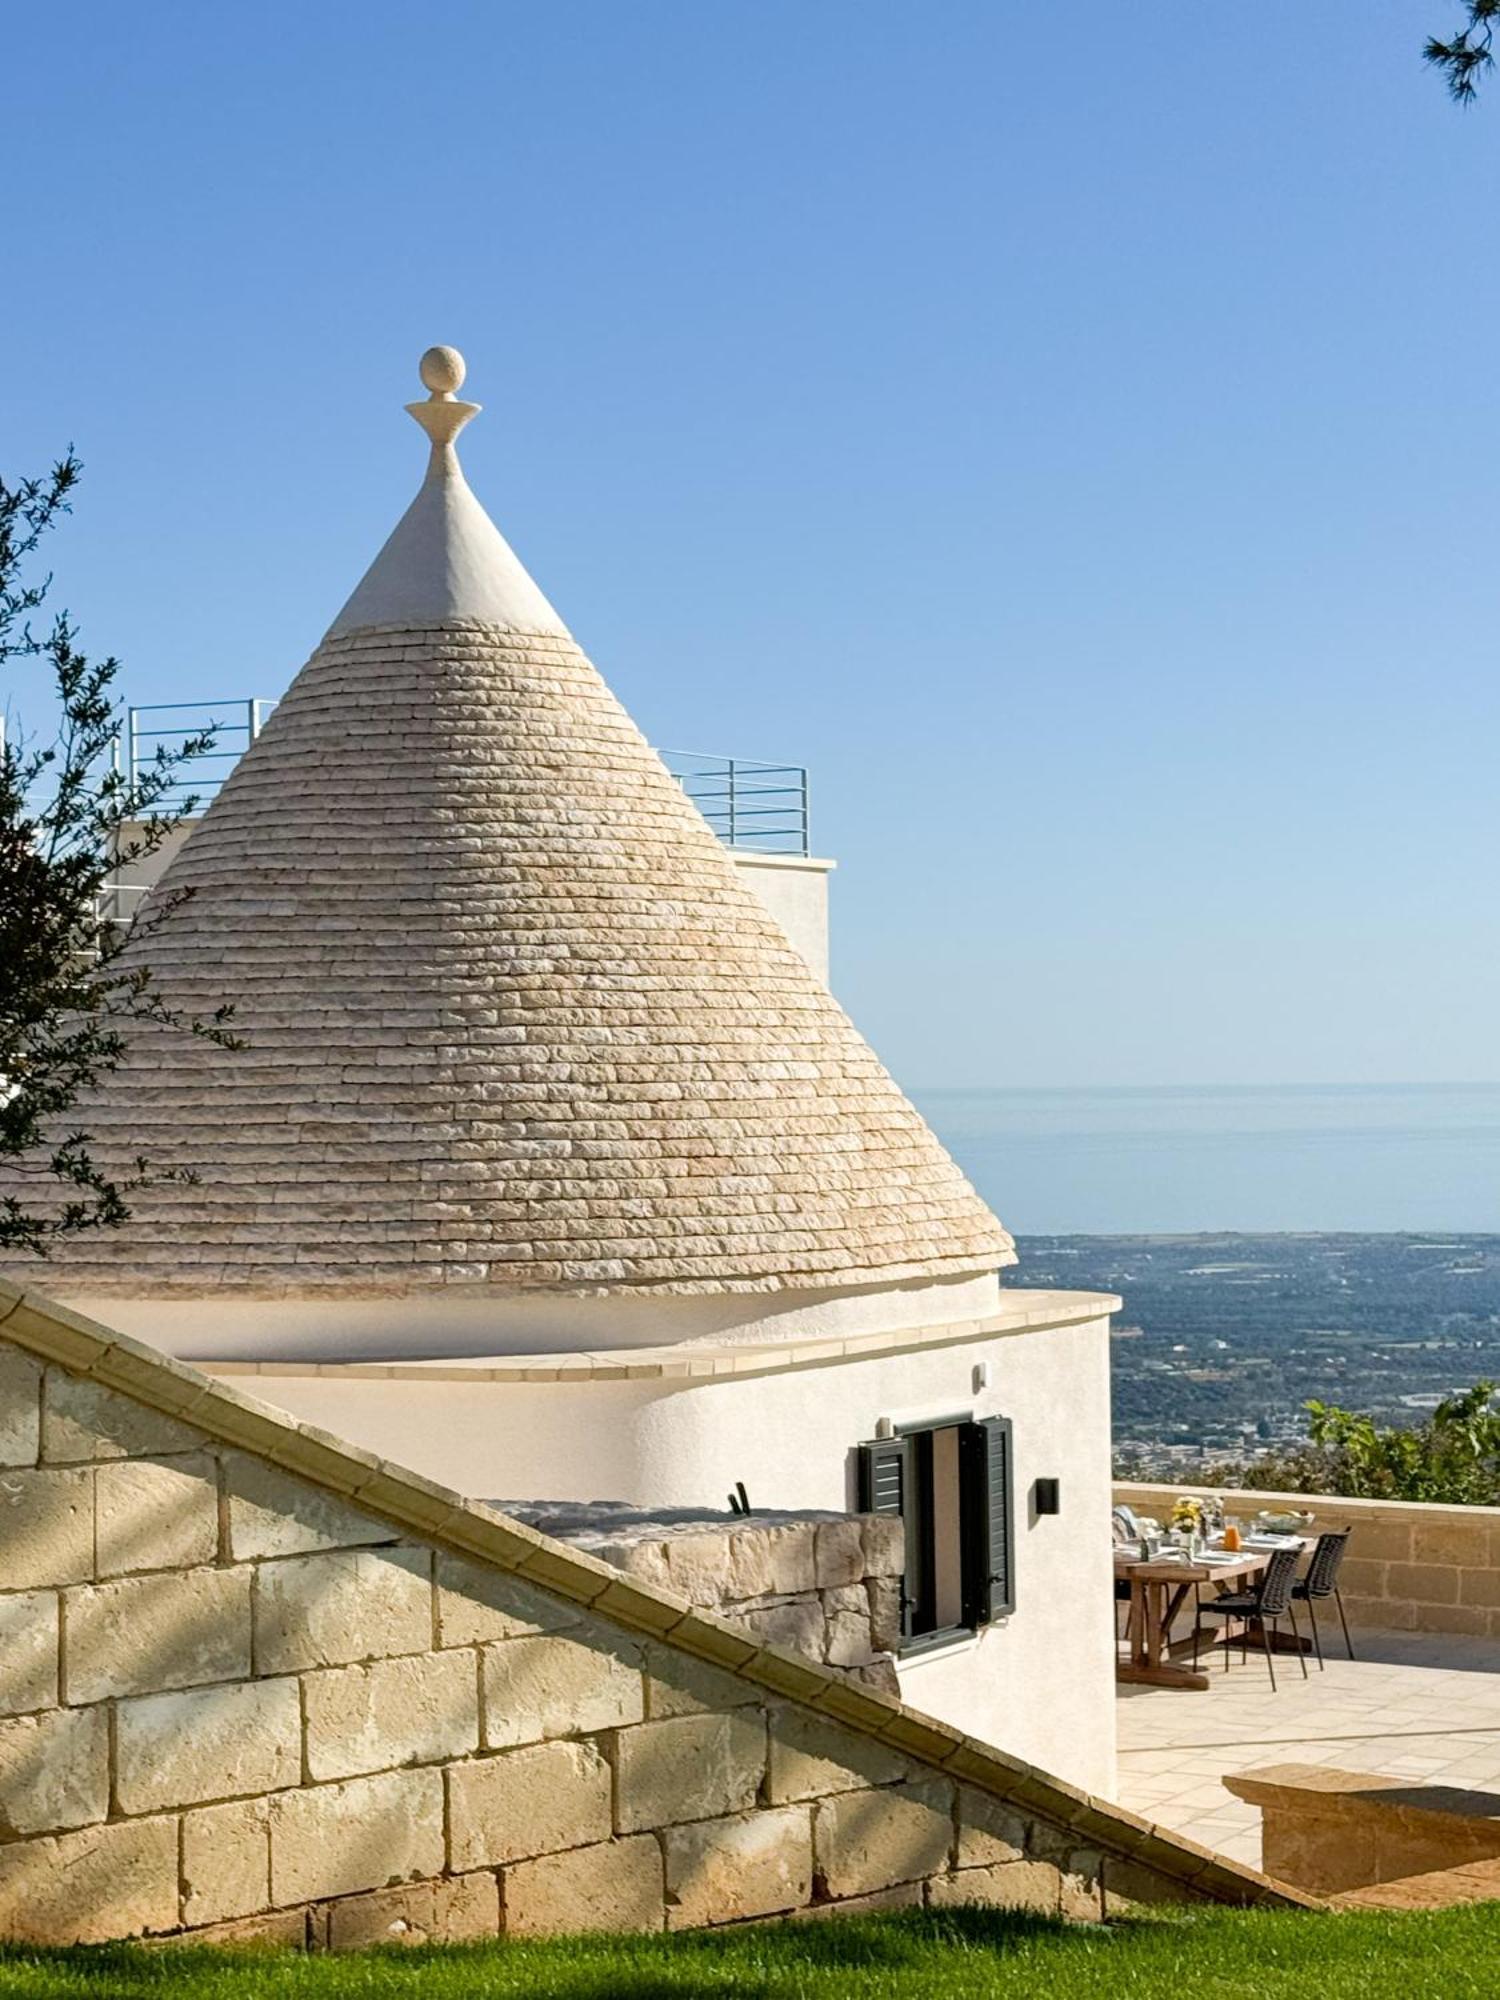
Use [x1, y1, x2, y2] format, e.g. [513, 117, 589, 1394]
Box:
[419, 345, 466, 395]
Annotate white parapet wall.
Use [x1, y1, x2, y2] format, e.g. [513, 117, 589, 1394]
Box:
[728, 852, 835, 984]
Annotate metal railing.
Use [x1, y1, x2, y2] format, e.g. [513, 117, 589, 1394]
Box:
[113, 701, 811, 856]
[116, 699, 276, 806]
[662, 751, 810, 855]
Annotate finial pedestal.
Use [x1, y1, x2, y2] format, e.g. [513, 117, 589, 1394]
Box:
[407, 345, 481, 472]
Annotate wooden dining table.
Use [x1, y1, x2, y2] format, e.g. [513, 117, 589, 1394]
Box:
[1114, 1540, 1311, 1691]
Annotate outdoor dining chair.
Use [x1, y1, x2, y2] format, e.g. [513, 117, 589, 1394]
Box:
[1290, 1528, 1355, 1667]
[1192, 1543, 1308, 1691]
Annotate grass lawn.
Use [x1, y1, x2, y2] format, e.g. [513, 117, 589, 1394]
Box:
[1, 1906, 1499, 2000]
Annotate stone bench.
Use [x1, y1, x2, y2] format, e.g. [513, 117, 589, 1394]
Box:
[1224, 1763, 1500, 1906]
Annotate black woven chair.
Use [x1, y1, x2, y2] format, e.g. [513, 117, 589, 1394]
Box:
[1193, 1544, 1308, 1690]
[1291, 1528, 1355, 1667]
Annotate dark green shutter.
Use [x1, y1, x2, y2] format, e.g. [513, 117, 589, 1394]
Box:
[857, 1437, 913, 1640]
[965, 1416, 1014, 1622]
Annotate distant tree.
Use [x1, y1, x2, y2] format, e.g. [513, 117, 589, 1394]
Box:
[1426, 1, 1498, 102]
[0, 452, 239, 1255]
[1197, 1382, 1500, 1505]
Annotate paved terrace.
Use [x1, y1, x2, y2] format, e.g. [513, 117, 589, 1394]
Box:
[1117, 1627, 1500, 1870]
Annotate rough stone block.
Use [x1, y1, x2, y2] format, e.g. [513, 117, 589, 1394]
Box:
[1338, 1557, 1389, 1599]
[825, 1601, 877, 1669]
[95, 1454, 219, 1576]
[928, 1858, 1062, 1912]
[65, 1568, 252, 1701]
[0, 1590, 58, 1715]
[861, 1515, 906, 1578]
[0, 1816, 179, 1942]
[0, 1705, 108, 1836]
[1059, 1848, 1106, 1921]
[767, 1704, 909, 1803]
[253, 1544, 431, 1672]
[664, 1806, 813, 1928]
[662, 1533, 732, 1606]
[0, 1466, 93, 1588]
[1406, 1600, 1489, 1636]
[326, 1873, 500, 1949]
[41, 1370, 203, 1463]
[792, 1881, 924, 1919]
[644, 1642, 761, 1720]
[814, 1779, 954, 1899]
[176, 1909, 308, 1950]
[616, 1710, 767, 1832]
[1387, 1562, 1457, 1605]
[116, 1678, 301, 1812]
[733, 1596, 825, 1658]
[1412, 1521, 1492, 1569]
[269, 1767, 444, 1905]
[436, 1553, 583, 1646]
[225, 1452, 397, 1560]
[483, 1628, 643, 1749]
[729, 1524, 818, 1600]
[0, 1349, 42, 1467]
[1459, 1567, 1500, 1609]
[440, 1869, 506, 1941]
[504, 1834, 664, 1936]
[600, 1539, 672, 1591]
[1340, 1593, 1414, 1631]
[814, 1519, 867, 1590]
[1101, 1855, 1197, 1910]
[866, 1579, 904, 1654]
[1337, 1520, 1412, 1564]
[304, 1650, 479, 1779]
[182, 1798, 271, 1927]
[957, 1787, 1027, 1868]
[448, 1739, 612, 1870]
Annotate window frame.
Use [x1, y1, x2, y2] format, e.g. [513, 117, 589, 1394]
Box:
[857, 1410, 1015, 1658]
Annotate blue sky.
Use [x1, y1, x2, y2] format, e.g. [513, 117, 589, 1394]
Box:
[5, 3, 1496, 1092]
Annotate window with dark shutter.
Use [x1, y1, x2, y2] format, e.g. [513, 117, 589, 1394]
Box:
[856, 1437, 913, 1641]
[969, 1415, 1015, 1621]
[857, 1414, 1015, 1652]
[857, 1436, 909, 1521]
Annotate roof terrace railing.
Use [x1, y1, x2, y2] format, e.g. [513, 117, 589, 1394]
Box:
[663, 750, 810, 855]
[116, 702, 811, 856]
[116, 699, 277, 811]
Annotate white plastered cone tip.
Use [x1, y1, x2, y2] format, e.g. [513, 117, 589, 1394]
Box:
[323, 347, 568, 641]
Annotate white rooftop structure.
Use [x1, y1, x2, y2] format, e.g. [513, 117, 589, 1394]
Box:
[44, 349, 1014, 1358]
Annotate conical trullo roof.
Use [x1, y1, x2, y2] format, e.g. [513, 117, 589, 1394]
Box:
[42, 349, 1014, 1303]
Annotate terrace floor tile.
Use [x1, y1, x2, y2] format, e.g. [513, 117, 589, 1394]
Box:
[1115, 1625, 1500, 1868]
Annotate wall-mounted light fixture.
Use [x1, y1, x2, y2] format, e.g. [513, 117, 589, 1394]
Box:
[1033, 1477, 1061, 1516]
[972, 1361, 990, 1393]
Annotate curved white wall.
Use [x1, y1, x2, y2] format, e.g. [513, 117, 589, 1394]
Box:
[61, 1269, 1002, 1363]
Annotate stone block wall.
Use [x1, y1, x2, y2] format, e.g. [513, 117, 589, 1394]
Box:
[1117, 1483, 1500, 1640]
[1222, 1764, 1500, 1904]
[0, 1285, 1306, 1947]
[499, 1502, 904, 1690]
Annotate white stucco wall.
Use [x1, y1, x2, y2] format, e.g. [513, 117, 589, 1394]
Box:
[891, 1316, 1117, 1799]
[729, 852, 834, 984]
[77, 1270, 1002, 1361]
[203, 1307, 1118, 1796]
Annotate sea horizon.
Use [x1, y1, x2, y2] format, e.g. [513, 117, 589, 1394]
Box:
[910, 1080, 1500, 1238]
